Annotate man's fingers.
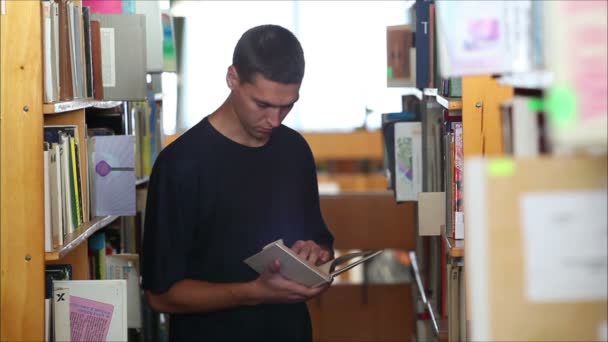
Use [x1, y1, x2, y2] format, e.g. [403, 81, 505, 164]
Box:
[319, 250, 331, 263]
[292, 240, 305, 253]
[298, 246, 311, 260]
[267, 259, 281, 273]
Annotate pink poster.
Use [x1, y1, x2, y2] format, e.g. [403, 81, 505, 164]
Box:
[70, 296, 114, 341]
[82, 0, 123, 14]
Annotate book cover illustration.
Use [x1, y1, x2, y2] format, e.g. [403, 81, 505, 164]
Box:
[396, 136, 414, 195]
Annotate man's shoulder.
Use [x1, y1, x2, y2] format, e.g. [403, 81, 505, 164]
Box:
[161, 120, 214, 157]
[276, 124, 310, 149]
[154, 119, 216, 171]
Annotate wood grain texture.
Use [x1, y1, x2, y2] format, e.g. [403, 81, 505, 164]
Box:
[1, 1, 45, 340]
[317, 173, 387, 192]
[462, 76, 513, 157]
[308, 284, 416, 342]
[468, 157, 608, 341]
[47, 242, 90, 280]
[320, 191, 416, 250]
[303, 131, 383, 161]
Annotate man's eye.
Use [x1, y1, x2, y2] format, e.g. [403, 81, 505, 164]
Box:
[256, 102, 270, 109]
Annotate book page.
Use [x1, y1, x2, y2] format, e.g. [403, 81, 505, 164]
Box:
[70, 295, 114, 341]
[520, 190, 608, 302]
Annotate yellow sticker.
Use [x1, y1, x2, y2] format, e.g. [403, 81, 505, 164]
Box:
[488, 159, 515, 177]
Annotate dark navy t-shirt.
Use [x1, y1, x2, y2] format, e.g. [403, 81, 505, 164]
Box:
[141, 116, 334, 341]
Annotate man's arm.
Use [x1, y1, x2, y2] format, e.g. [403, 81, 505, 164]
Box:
[145, 259, 327, 314]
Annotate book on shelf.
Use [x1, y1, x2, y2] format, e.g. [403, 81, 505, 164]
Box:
[421, 96, 444, 192]
[90, 13, 147, 101]
[417, 192, 445, 236]
[88, 135, 136, 217]
[436, 1, 538, 78]
[387, 24, 416, 87]
[45, 264, 73, 299]
[105, 254, 142, 329]
[44, 143, 53, 252]
[53, 279, 128, 342]
[244, 239, 383, 288]
[381, 110, 420, 192]
[44, 125, 85, 238]
[394, 121, 423, 202]
[452, 122, 463, 240]
[415, 0, 431, 89]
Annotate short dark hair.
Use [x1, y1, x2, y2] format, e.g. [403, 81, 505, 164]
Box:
[232, 24, 305, 85]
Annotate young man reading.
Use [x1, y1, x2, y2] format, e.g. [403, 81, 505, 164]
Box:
[141, 24, 334, 341]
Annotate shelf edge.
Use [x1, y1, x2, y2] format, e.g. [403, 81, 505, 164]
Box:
[45, 215, 119, 261]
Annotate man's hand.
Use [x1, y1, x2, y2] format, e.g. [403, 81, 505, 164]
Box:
[250, 260, 330, 304]
[291, 240, 333, 266]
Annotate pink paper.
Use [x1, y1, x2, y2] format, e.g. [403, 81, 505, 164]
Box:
[70, 296, 114, 342]
[82, 0, 123, 14]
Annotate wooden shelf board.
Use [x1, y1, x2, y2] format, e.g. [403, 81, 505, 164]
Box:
[497, 70, 553, 89]
[436, 94, 463, 111]
[423, 88, 438, 96]
[302, 131, 383, 161]
[43, 99, 122, 114]
[444, 234, 465, 258]
[437, 318, 449, 342]
[45, 215, 119, 261]
[136, 176, 149, 186]
[401, 87, 423, 100]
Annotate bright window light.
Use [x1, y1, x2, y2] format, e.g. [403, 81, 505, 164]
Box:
[178, 1, 410, 132]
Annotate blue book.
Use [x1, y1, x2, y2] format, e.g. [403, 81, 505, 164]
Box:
[415, 0, 431, 89]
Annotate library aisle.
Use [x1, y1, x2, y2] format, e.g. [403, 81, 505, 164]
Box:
[1, 1, 606, 342]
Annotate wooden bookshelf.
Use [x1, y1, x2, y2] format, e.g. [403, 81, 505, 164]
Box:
[136, 176, 150, 186]
[317, 173, 387, 192]
[45, 216, 119, 261]
[2, 1, 165, 340]
[436, 95, 462, 111]
[1, 2, 45, 340]
[496, 70, 553, 89]
[444, 234, 464, 258]
[302, 131, 383, 161]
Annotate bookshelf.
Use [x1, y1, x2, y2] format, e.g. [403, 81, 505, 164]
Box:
[1, 2, 46, 340]
[443, 234, 464, 259]
[435, 95, 462, 111]
[1, 1, 169, 340]
[402, 1, 608, 341]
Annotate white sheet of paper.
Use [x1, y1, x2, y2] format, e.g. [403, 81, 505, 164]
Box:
[520, 190, 607, 302]
[100, 28, 117, 88]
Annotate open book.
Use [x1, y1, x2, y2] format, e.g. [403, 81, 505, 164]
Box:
[244, 239, 383, 288]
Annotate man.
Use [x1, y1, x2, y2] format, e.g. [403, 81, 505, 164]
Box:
[141, 24, 334, 341]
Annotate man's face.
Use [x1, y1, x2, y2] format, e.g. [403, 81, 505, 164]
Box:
[230, 72, 300, 142]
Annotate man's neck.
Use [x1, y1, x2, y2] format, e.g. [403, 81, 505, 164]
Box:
[208, 100, 269, 148]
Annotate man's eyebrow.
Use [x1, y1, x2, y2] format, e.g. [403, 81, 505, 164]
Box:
[253, 96, 299, 108]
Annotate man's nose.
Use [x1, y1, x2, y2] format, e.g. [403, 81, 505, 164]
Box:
[267, 108, 281, 127]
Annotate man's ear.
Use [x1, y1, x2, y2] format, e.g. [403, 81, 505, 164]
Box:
[226, 65, 239, 89]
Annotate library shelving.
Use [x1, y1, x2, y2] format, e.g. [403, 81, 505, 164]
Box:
[402, 1, 608, 342]
[1, 1, 169, 340]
